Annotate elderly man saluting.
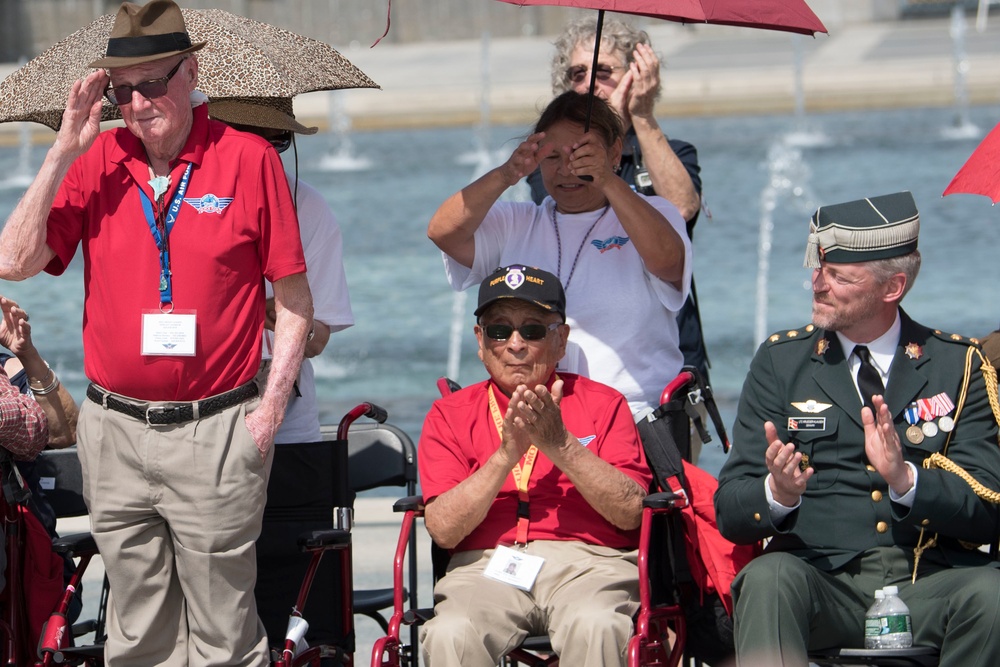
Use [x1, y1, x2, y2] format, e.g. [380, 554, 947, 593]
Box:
[715, 192, 1000, 666]
[0, 2, 312, 665]
[418, 265, 651, 667]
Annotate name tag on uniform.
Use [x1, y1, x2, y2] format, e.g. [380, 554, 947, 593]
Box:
[483, 544, 544, 591]
[788, 417, 826, 431]
[142, 311, 197, 356]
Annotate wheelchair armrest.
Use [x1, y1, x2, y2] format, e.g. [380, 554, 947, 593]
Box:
[643, 491, 688, 510]
[403, 607, 435, 625]
[297, 528, 351, 550]
[393, 495, 424, 513]
[52, 532, 98, 556]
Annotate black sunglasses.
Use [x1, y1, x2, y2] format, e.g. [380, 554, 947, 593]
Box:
[269, 131, 293, 154]
[105, 59, 185, 107]
[483, 322, 561, 342]
[566, 64, 620, 85]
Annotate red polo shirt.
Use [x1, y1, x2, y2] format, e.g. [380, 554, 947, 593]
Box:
[45, 104, 305, 400]
[419, 373, 651, 552]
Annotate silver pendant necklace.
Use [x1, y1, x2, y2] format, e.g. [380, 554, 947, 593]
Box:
[550, 203, 611, 291]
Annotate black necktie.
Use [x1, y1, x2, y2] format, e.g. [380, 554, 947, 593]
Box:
[854, 345, 885, 411]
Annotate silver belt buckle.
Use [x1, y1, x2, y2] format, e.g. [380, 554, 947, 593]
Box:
[145, 405, 167, 426]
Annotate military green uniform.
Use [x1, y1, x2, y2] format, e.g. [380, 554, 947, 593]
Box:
[715, 310, 1000, 666]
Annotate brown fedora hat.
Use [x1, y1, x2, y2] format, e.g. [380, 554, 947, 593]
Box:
[89, 0, 206, 69]
[209, 97, 318, 135]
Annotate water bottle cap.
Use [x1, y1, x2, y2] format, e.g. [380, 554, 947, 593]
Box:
[883, 585, 899, 595]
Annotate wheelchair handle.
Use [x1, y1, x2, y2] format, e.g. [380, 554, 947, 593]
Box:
[660, 371, 696, 406]
[336, 402, 388, 440]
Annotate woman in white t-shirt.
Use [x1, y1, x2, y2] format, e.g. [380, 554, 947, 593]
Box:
[429, 91, 692, 418]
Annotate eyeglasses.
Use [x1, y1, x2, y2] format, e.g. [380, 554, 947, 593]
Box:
[269, 131, 293, 154]
[105, 59, 185, 106]
[482, 322, 561, 342]
[566, 64, 621, 85]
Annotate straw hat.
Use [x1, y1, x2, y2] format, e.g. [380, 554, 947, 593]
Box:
[209, 97, 318, 135]
[89, 0, 206, 69]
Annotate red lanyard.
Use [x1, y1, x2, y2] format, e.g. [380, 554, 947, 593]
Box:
[488, 384, 538, 546]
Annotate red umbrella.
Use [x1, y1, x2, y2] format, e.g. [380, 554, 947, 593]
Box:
[495, 0, 827, 36]
[943, 122, 1000, 203]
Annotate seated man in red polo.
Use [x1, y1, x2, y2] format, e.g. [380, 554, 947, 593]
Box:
[418, 265, 651, 667]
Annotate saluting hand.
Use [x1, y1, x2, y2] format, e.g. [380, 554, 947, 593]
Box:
[54, 70, 109, 162]
[499, 131, 548, 186]
[764, 420, 813, 507]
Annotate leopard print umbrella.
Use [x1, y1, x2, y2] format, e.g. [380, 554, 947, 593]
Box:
[0, 8, 379, 131]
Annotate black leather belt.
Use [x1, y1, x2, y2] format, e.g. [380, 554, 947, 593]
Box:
[87, 382, 259, 425]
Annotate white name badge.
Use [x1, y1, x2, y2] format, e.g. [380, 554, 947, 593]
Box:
[482, 544, 545, 591]
[142, 311, 197, 356]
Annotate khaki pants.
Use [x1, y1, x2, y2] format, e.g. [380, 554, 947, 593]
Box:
[78, 393, 272, 666]
[421, 540, 639, 667]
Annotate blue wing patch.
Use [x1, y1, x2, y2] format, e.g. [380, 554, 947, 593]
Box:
[183, 194, 235, 214]
[578, 435, 596, 446]
[590, 236, 631, 253]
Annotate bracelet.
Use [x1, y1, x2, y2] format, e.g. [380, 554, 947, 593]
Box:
[29, 363, 60, 396]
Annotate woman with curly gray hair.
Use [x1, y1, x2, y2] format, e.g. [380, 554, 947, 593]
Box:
[527, 15, 711, 389]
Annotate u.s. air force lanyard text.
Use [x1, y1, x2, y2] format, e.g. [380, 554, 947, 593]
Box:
[484, 382, 546, 590]
[139, 163, 198, 356]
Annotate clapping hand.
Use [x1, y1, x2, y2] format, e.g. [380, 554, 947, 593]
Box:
[506, 378, 570, 456]
[764, 421, 813, 506]
[0, 296, 34, 357]
[863, 396, 914, 496]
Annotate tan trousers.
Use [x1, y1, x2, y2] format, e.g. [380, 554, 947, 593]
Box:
[78, 394, 272, 666]
[421, 540, 639, 667]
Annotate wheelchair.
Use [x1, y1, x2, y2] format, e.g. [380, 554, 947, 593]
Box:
[0, 446, 106, 667]
[368, 371, 736, 667]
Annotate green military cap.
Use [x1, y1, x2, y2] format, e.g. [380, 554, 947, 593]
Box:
[804, 191, 919, 268]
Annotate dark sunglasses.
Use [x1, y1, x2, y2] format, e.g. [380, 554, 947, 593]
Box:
[483, 322, 561, 342]
[269, 131, 293, 154]
[566, 64, 620, 85]
[105, 58, 185, 106]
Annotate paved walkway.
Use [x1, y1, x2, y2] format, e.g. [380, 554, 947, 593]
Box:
[321, 16, 1000, 130]
[3, 15, 1000, 139]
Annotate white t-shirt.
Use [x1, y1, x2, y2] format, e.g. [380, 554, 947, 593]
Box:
[443, 195, 691, 416]
[264, 177, 354, 444]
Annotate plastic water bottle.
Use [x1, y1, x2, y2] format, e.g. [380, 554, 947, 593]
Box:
[864, 588, 886, 649]
[878, 585, 913, 649]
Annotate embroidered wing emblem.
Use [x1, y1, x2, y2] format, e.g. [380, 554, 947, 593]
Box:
[590, 236, 631, 253]
[183, 194, 235, 214]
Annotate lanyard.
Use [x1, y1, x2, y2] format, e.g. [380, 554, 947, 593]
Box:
[139, 163, 193, 307]
[487, 383, 539, 546]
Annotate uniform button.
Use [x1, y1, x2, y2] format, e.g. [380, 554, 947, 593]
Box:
[866, 464, 876, 472]
[921, 519, 930, 526]
[753, 513, 761, 522]
[871, 490, 883, 502]
[876, 521, 888, 533]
